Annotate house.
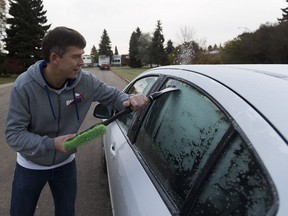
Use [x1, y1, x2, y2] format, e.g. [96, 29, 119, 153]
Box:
[82, 54, 92, 67]
[111, 55, 121, 66]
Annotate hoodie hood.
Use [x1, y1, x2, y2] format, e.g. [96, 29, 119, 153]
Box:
[26, 60, 82, 90]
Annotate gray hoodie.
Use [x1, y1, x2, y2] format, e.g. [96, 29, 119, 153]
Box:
[5, 60, 129, 166]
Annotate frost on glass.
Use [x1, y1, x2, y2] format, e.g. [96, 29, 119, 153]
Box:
[136, 79, 231, 208]
[190, 136, 276, 216]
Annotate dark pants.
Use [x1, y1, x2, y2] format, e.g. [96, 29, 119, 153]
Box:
[10, 160, 77, 216]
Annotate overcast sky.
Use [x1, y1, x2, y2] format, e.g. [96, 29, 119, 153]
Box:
[42, 0, 286, 55]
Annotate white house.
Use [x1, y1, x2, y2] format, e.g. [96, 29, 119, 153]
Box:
[82, 54, 92, 67]
[111, 55, 121, 66]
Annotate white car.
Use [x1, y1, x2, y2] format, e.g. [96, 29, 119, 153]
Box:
[95, 65, 288, 216]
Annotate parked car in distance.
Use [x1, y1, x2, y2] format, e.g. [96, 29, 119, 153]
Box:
[95, 65, 288, 216]
[100, 62, 110, 70]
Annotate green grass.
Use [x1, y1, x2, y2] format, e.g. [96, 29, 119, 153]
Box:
[0, 76, 17, 85]
[0, 66, 150, 85]
[111, 66, 151, 81]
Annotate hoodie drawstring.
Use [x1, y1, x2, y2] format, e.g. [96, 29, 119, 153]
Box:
[45, 85, 57, 120]
[72, 88, 80, 122]
[45, 86, 80, 122]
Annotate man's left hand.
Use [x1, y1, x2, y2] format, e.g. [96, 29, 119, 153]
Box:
[122, 94, 149, 111]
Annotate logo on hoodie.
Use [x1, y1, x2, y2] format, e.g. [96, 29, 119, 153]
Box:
[66, 92, 85, 106]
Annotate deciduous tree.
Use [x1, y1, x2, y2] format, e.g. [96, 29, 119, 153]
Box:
[222, 22, 288, 64]
[137, 33, 152, 66]
[173, 41, 201, 64]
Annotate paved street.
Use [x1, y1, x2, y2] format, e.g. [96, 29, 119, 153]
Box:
[0, 68, 128, 215]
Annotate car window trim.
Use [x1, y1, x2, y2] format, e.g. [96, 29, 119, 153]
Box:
[116, 74, 161, 133]
[126, 74, 169, 141]
[123, 74, 162, 94]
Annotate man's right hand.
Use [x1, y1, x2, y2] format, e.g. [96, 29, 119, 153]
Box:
[54, 134, 76, 153]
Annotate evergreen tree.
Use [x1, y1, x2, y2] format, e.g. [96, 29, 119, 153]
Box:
[278, 0, 288, 23]
[90, 45, 98, 63]
[165, 39, 175, 55]
[151, 20, 165, 66]
[165, 39, 175, 65]
[208, 45, 213, 52]
[4, 0, 50, 68]
[98, 29, 113, 58]
[128, 27, 142, 68]
[114, 46, 118, 55]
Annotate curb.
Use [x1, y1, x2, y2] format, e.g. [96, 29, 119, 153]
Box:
[0, 82, 13, 89]
[110, 69, 130, 83]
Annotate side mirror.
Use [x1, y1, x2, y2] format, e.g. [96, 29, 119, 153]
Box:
[93, 104, 113, 119]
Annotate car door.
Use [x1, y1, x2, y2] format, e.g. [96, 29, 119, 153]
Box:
[103, 75, 172, 216]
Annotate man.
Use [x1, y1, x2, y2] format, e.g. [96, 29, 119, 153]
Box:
[5, 26, 148, 216]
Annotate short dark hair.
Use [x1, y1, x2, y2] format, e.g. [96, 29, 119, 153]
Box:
[41, 26, 86, 62]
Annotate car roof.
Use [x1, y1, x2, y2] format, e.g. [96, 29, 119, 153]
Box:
[143, 64, 288, 143]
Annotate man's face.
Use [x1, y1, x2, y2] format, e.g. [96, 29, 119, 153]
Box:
[55, 46, 84, 80]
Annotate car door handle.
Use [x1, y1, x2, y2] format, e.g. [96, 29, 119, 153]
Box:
[110, 142, 116, 158]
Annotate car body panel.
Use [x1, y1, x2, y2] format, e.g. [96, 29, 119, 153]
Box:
[104, 122, 172, 216]
[102, 64, 288, 216]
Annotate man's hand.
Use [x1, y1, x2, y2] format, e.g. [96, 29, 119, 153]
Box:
[122, 94, 149, 111]
[54, 134, 76, 153]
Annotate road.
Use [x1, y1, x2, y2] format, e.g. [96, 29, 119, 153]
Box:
[0, 68, 128, 216]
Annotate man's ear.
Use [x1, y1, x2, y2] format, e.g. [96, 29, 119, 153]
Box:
[50, 53, 59, 65]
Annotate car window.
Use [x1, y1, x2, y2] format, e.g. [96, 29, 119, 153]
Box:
[119, 76, 158, 131]
[134, 78, 277, 215]
[128, 76, 158, 95]
[190, 135, 277, 216]
[135, 79, 231, 209]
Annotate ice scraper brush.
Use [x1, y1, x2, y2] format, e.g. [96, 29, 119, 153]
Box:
[64, 124, 107, 150]
[64, 87, 179, 150]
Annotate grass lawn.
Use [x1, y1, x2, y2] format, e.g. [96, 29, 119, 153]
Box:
[0, 76, 17, 85]
[0, 66, 151, 85]
[111, 66, 151, 81]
